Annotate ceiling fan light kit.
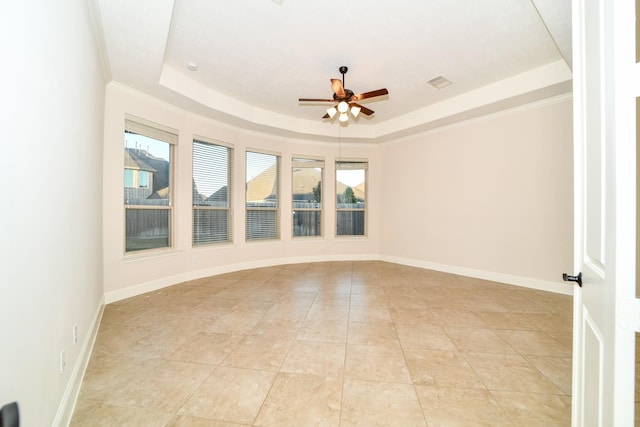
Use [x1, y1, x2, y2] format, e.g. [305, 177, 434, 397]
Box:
[299, 66, 388, 123]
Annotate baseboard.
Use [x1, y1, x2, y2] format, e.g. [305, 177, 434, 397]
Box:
[380, 255, 574, 295]
[185, 256, 307, 282]
[104, 272, 188, 304]
[106, 253, 380, 303]
[105, 253, 572, 304]
[185, 253, 378, 282]
[52, 297, 104, 426]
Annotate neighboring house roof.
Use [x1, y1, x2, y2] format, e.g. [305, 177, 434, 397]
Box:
[205, 186, 228, 203]
[353, 182, 365, 200]
[124, 148, 170, 199]
[148, 186, 170, 199]
[247, 165, 365, 202]
[292, 168, 322, 200]
[124, 148, 157, 172]
[336, 181, 365, 201]
[246, 164, 278, 202]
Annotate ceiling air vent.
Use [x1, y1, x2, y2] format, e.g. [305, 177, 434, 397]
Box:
[427, 76, 452, 89]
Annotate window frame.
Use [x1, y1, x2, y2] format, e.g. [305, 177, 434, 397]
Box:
[123, 116, 177, 254]
[292, 157, 324, 238]
[245, 149, 281, 241]
[192, 137, 233, 246]
[335, 159, 368, 237]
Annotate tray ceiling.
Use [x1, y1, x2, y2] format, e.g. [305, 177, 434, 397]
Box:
[94, 0, 572, 141]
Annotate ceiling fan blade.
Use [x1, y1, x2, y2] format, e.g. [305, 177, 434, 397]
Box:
[299, 98, 334, 102]
[322, 113, 330, 119]
[352, 88, 389, 101]
[331, 79, 346, 98]
[351, 103, 374, 115]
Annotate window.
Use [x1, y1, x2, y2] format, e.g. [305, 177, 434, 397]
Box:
[292, 157, 323, 237]
[336, 160, 367, 236]
[246, 151, 279, 240]
[193, 138, 233, 245]
[124, 169, 134, 188]
[138, 171, 150, 188]
[124, 118, 176, 252]
[124, 169, 150, 188]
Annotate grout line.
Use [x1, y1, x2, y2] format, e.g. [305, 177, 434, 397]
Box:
[75, 261, 573, 425]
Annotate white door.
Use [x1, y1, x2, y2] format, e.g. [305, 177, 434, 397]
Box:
[570, 0, 637, 425]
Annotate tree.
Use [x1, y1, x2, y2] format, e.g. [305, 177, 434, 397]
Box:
[343, 186, 357, 204]
[312, 180, 321, 203]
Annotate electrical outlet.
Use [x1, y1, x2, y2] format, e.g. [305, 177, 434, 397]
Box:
[73, 325, 78, 345]
[59, 350, 65, 374]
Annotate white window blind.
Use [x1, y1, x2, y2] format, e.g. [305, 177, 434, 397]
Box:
[336, 160, 368, 171]
[125, 117, 178, 145]
[246, 151, 279, 240]
[193, 139, 232, 245]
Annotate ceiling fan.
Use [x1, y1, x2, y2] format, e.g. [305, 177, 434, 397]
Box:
[298, 66, 389, 122]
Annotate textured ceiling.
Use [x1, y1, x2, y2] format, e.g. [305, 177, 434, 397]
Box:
[94, 0, 572, 141]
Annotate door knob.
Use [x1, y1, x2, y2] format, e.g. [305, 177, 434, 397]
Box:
[562, 272, 582, 287]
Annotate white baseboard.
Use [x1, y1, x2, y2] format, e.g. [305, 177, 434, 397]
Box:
[185, 253, 378, 282]
[107, 254, 379, 303]
[104, 272, 188, 304]
[380, 255, 574, 295]
[105, 253, 572, 304]
[53, 297, 105, 426]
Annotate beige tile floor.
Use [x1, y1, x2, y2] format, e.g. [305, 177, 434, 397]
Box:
[71, 261, 573, 426]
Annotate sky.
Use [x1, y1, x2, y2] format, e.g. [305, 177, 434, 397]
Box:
[336, 169, 364, 188]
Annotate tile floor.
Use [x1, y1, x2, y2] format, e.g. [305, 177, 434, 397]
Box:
[71, 261, 573, 426]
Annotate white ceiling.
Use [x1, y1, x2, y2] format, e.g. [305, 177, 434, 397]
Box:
[94, 0, 572, 142]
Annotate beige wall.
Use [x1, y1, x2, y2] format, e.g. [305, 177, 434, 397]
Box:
[103, 84, 383, 300]
[104, 86, 574, 299]
[380, 96, 574, 286]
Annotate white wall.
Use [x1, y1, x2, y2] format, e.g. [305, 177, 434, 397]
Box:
[380, 96, 574, 290]
[0, 0, 105, 425]
[103, 84, 382, 301]
[103, 86, 574, 300]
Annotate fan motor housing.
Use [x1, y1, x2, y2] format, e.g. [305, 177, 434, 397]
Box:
[333, 89, 354, 101]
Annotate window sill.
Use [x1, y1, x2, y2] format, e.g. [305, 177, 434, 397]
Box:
[334, 235, 368, 240]
[122, 247, 182, 263]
